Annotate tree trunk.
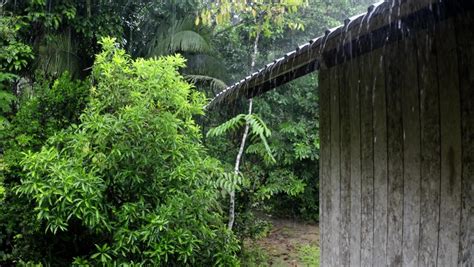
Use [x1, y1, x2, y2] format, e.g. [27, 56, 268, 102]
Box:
[228, 28, 260, 231]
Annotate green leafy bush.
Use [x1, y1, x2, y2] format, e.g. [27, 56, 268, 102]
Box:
[0, 15, 33, 125]
[251, 75, 320, 221]
[0, 71, 90, 264]
[14, 38, 238, 266]
[0, 16, 33, 72]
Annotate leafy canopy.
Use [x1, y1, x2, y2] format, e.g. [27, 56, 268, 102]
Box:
[198, 0, 307, 34]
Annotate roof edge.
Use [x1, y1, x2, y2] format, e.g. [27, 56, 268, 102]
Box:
[206, 0, 470, 109]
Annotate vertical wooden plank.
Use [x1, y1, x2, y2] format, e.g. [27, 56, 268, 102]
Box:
[318, 68, 331, 267]
[385, 40, 404, 267]
[455, 12, 474, 266]
[339, 59, 351, 266]
[349, 58, 362, 267]
[416, 27, 442, 267]
[436, 18, 462, 267]
[329, 65, 341, 266]
[372, 46, 388, 267]
[359, 51, 374, 267]
[401, 36, 422, 267]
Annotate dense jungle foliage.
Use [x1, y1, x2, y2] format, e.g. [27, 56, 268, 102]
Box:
[1, 0, 375, 265]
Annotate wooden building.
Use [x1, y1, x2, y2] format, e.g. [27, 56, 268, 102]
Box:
[208, 0, 473, 266]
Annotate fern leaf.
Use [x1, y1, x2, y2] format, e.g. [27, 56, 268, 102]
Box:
[258, 134, 276, 163]
[206, 114, 245, 137]
[244, 114, 275, 163]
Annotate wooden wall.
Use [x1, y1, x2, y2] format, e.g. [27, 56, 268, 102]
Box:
[318, 12, 473, 267]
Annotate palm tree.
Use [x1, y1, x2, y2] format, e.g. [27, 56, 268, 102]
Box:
[138, 6, 229, 98]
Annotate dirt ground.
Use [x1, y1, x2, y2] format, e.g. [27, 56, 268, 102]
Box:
[245, 218, 320, 266]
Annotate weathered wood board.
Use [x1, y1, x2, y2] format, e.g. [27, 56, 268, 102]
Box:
[329, 64, 341, 267]
[349, 57, 362, 267]
[359, 51, 374, 267]
[371, 46, 388, 267]
[318, 68, 331, 267]
[385, 39, 404, 267]
[455, 11, 474, 267]
[400, 36, 421, 267]
[417, 26, 441, 267]
[437, 18, 462, 267]
[339, 59, 351, 266]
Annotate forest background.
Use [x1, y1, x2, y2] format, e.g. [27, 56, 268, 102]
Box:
[1, 0, 373, 265]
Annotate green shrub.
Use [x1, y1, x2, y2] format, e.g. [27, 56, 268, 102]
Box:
[0, 71, 90, 265]
[14, 38, 239, 266]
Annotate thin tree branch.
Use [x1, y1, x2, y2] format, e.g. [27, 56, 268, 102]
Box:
[228, 27, 260, 231]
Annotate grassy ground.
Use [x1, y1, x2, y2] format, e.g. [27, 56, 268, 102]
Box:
[242, 218, 320, 267]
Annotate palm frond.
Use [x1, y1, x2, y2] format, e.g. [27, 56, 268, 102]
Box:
[185, 74, 227, 96]
[184, 54, 227, 78]
[170, 30, 211, 54]
[148, 18, 211, 56]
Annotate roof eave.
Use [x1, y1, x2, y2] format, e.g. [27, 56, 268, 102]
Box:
[206, 0, 462, 109]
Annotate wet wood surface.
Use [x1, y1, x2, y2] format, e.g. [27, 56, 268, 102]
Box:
[318, 68, 330, 267]
[417, 26, 441, 267]
[437, 18, 462, 267]
[319, 12, 473, 267]
[348, 57, 361, 267]
[456, 10, 474, 267]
